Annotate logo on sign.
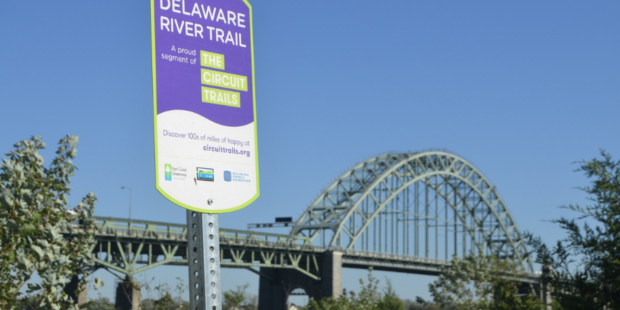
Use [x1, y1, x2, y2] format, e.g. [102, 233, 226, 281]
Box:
[197, 167, 214, 181]
[165, 164, 172, 181]
[224, 171, 232, 182]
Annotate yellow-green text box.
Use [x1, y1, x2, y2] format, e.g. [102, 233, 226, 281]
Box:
[201, 69, 247, 92]
[200, 50, 225, 70]
[201, 87, 241, 108]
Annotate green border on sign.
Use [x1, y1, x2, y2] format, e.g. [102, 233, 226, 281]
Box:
[151, 0, 260, 213]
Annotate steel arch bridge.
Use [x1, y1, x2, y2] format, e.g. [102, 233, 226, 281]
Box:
[290, 151, 533, 272]
[60, 151, 538, 310]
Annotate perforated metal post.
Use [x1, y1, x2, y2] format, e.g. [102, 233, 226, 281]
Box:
[187, 210, 222, 310]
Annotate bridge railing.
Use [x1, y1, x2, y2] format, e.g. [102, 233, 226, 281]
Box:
[60, 217, 312, 248]
[339, 248, 451, 266]
[219, 228, 312, 248]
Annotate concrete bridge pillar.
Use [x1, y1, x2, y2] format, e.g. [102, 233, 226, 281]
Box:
[258, 251, 342, 310]
[63, 275, 88, 307]
[115, 276, 141, 310]
[540, 265, 553, 310]
[321, 250, 342, 298]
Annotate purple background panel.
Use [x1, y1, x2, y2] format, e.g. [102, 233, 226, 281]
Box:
[154, 0, 254, 127]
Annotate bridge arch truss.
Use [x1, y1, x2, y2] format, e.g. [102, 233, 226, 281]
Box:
[291, 151, 533, 271]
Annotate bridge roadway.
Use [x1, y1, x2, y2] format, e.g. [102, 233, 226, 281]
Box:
[61, 216, 459, 280]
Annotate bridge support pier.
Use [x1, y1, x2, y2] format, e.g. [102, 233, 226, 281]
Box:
[258, 251, 342, 310]
[115, 276, 141, 310]
[63, 275, 87, 307]
[540, 265, 553, 310]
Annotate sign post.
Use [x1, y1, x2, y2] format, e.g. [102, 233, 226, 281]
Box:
[150, 0, 258, 308]
[187, 211, 222, 309]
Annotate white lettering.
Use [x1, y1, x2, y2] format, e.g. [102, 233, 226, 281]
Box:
[216, 9, 226, 23]
[206, 26, 215, 40]
[202, 5, 217, 21]
[203, 72, 211, 82]
[216, 28, 224, 42]
[184, 21, 194, 36]
[237, 13, 246, 28]
[160, 0, 171, 10]
[160, 16, 171, 31]
[239, 33, 246, 48]
[194, 24, 203, 38]
[191, 3, 202, 18]
[172, 0, 181, 13]
[181, 0, 191, 15]
[225, 31, 234, 44]
[227, 11, 236, 26]
[173, 19, 184, 34]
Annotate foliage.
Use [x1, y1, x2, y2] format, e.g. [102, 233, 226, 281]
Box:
[402, 298, 449, 310]
[84, 295, 116, 310]
[526, 150, 620, 309]
[223, 283, 257, 310]
[309, 293, 352, 310]
[424, 254, 541, 310]
[0, 136, 100, 309]
[141, 277, 189, 310]
[224, 283, 249, 309]
[309, 268, 404, 310]
[376, 280, 404, 310]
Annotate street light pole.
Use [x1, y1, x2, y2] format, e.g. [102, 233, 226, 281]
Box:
[121, 186, 133, 262]
[121, 186, 133, 228]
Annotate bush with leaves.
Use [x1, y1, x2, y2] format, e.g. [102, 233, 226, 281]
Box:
[423, 254, 541, 310]
[526, 150, 620, 309]
[309, 268, 405, 310]
[84, 295, 116, 310]
[224, 283, 248, 310]
[0, 136, 100, 309]
[402, 298, 446, 310]
[377, 281, 404, 310]
[223, 283, 258, 310]
[141, 277, 189, 310]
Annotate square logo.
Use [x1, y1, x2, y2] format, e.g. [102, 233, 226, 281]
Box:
[224, 171, 231, 182]
[164, 164, 172, 181]
[196, 167, 214, 181]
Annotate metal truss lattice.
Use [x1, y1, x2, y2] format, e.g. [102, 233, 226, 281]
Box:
[290, 151, 533, 271]
[60, 217, 320, 278]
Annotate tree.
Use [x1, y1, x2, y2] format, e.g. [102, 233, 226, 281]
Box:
[376, 280, 404, 310]
[85, 295, 116, 310]
[526, 150, 620, 309]
[220, 282, 257, 310]
[425, 254, 541, 310]
[223, 283, 252, 310]
[141, 277, 189, 310]
[0, 135, 100, 309]
[309, 268, 405, 310]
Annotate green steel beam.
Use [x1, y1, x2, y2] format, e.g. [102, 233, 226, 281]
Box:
[60, 217, 320, 279]
[290, 151, 534, 272]
[57, 151, 534, 281]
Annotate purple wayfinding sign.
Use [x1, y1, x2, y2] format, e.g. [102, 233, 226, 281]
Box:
[151, 0, 258, 213]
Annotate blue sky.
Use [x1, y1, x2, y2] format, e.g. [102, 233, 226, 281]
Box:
[1, 0, 618, 304]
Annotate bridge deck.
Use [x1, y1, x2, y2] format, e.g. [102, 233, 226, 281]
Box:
[60, 217, 538, 283]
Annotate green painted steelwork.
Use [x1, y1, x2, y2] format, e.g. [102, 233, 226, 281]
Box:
[290, 151, 534, 272]
[60, 217, 321, 279]
[59, 151, 536, 282]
